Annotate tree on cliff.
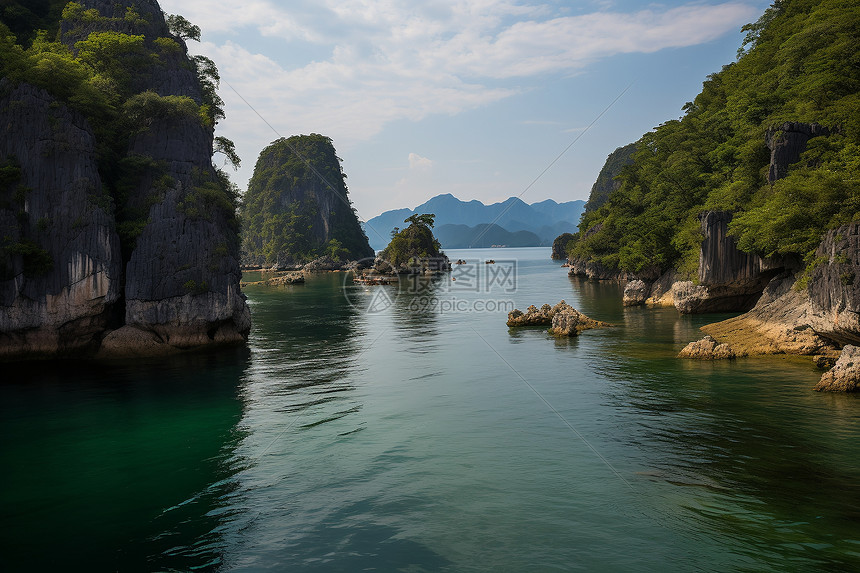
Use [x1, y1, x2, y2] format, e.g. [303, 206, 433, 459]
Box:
[0, 1, 251, 356]
[568, 0, 860, 281]
[583, 143, 636, 213]
[379, 213, 448, 272]
[0, 6, 241, 257]
[240, 134, 373, 266]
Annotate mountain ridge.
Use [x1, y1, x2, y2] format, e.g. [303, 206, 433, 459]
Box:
[365, 193, 584, 250]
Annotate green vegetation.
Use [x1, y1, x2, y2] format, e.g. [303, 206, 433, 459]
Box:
[569, 0, 860, 280]
[380, 213, 444, 269]
[1, 0, 66, 45]
[551, 232, 576, 260]
[241, 134, 372, 265]
[165, 14, 199, 41]
[0, 3, 239, 271]
[583, 143, 636, 213]
[3, 238, 53, 278]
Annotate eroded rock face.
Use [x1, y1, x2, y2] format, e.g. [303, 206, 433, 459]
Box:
[698, 211, 783, 289]
[815, 345, 860, 392]
[767, 122, 831, 184]
[507, 301, 573, 327]
[807, 224, 860, 345]
[567, 259, 634, 281]
[0, 81, 122, 357]
[645, 270, 677, 307]
[506, 300, 610, 336]
[623, 280, 649, 306]
[548, 308, 610, 337]
[678, 335, 736, 360]
[700, 272, 838, 357]
[672, 211, 786, 314]
[0, 0, 250, 358]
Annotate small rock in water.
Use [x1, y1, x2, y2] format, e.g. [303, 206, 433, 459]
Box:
[548, 308, 609, 337]
[623, 279, 649, 306]
[506, 300, 573, 327]
[506, 300, 609, 336]
[678, 335, 736, 360]
[815, 345, 860, 392]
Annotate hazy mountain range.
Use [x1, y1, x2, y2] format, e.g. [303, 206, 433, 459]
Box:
[364, 194, 585, 250]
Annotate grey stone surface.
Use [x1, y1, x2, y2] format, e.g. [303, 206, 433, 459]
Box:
[816, 345, 860, 392]
[0, 0, 250, 357]
[766, 122, 831, 184]
[0, 81, 122, 356]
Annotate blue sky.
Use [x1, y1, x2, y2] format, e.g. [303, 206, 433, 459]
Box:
[158, 0, 770, 220]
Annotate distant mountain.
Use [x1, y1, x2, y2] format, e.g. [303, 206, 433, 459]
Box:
[365, 194, 584, 250]
[434, 224, 542, 249]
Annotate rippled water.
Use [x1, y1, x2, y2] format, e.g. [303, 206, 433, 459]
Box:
[2, 247, 859, 571]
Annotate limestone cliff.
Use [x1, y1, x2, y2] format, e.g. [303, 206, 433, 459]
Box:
[0, 80, 121, 356]
[695, 222, 860, 364]
[551, 232, 575, 261]
[0, 0, 249, 357]
[670, 211, 789, 314]
[766, 122, 831, 184]
[241, 135, 373, 268]
[807, 224, 860, 345]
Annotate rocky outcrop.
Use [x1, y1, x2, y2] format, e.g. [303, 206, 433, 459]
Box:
[0, 81, 122, 357]
[548, 307, 611, 337]
[507, 302, 564, 327]
[0, 0, 250, 358]
[375, 214, 449, 275]
[241, 135, 374, 267]
[506, 300, 610, 336]
[671, 211, 787, 314]
[815, 345, 860, 392]
[567, 258, 635, 281]
[551, 232, 575, 260]
[766, 122, 831, 184]
[623, 280, 649, 306]
[807, 224, 860, 345]
[678, 335, 736, 360]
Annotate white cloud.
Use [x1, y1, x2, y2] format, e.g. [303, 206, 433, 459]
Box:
[408, 153, 434, 170]
[158, 0, 758, 213]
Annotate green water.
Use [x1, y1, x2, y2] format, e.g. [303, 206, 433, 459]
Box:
[2, 247, 858, 571]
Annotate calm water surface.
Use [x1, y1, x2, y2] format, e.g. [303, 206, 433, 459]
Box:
[2, 247, 859, 571]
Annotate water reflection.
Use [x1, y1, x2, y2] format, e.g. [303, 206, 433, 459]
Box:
[212, 273, 382, 569]
[390, 274, 441, 340]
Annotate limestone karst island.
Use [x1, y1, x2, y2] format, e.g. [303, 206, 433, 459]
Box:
[1, 1, 859, 571]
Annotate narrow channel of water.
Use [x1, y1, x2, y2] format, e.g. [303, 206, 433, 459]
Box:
[1, 247, 857, 571]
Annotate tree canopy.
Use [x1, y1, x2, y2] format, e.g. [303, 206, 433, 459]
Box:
[569, 0, 860, 280]
[380, 213, 444, 269]
[240, 134, 373, 266]
[0, 3, 238, 265]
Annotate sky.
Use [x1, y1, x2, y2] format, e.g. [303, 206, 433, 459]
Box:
[158, 0, 771, 221]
